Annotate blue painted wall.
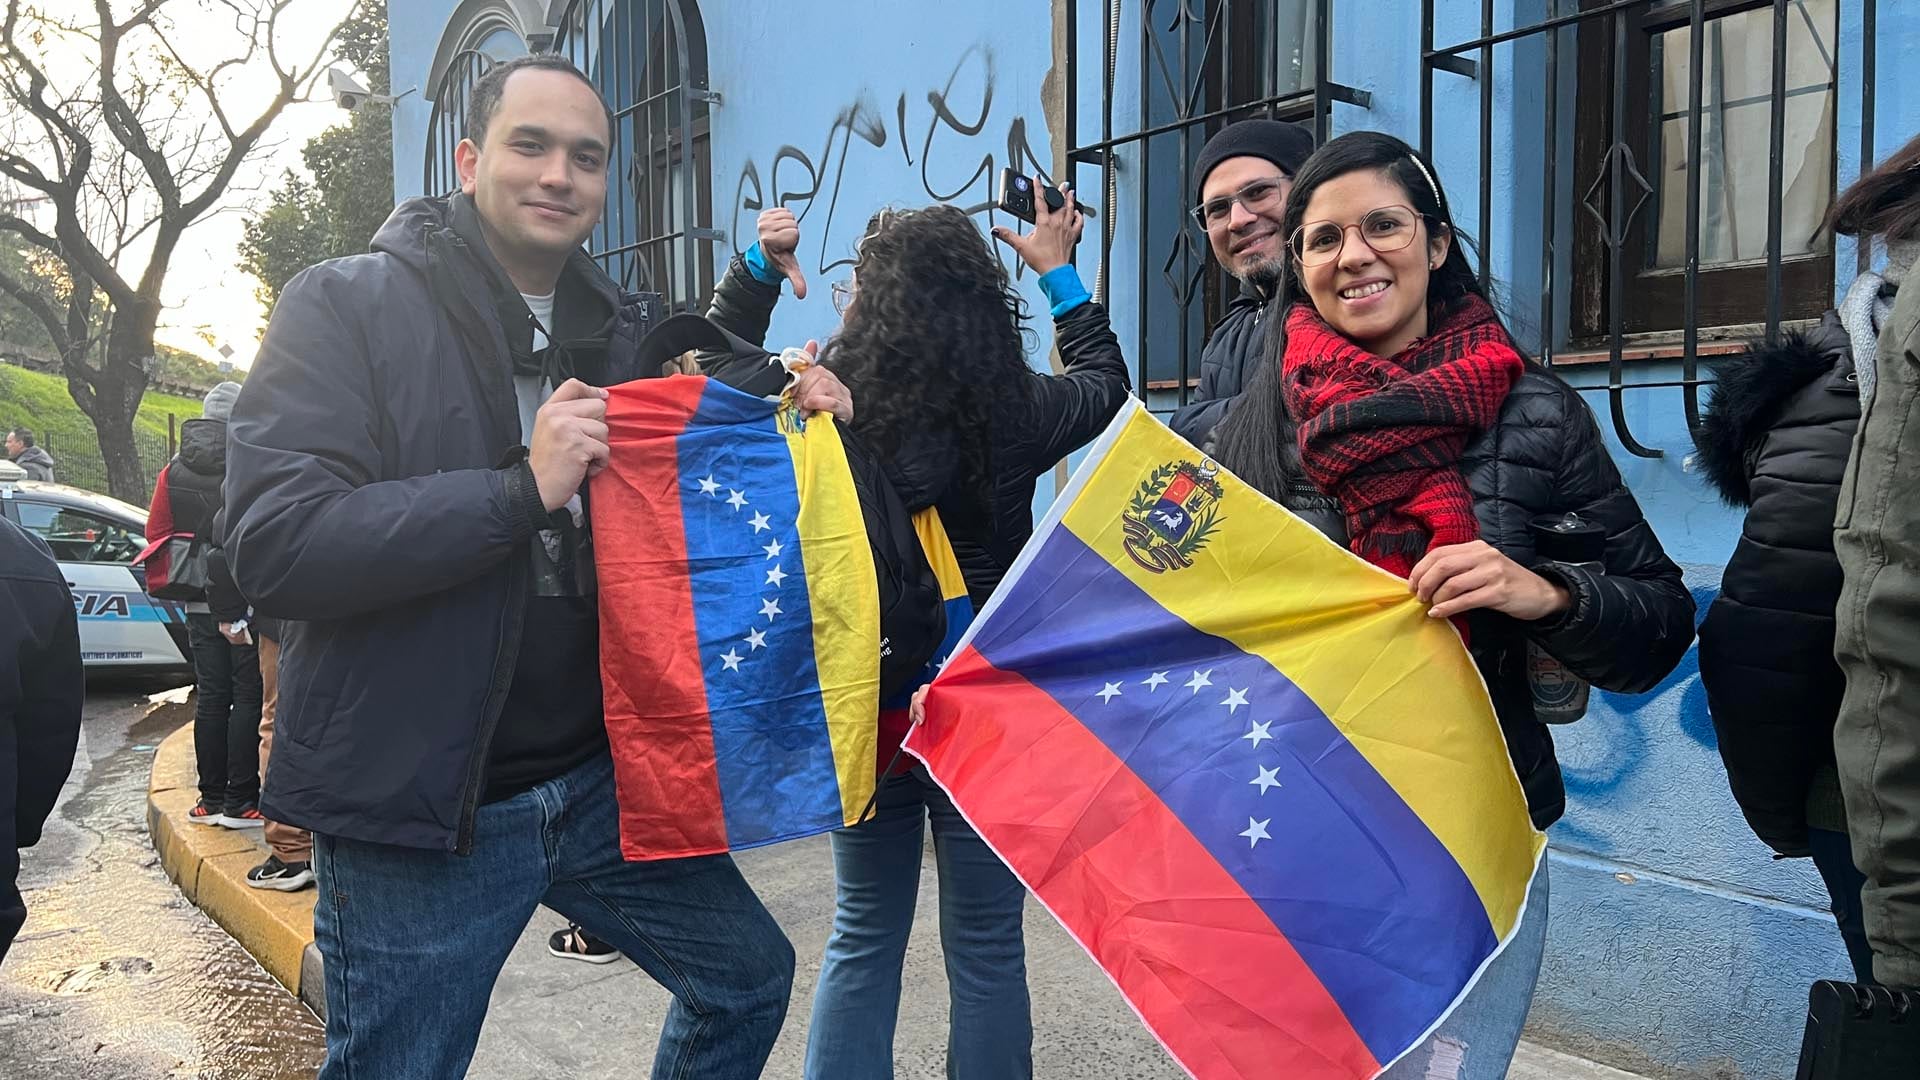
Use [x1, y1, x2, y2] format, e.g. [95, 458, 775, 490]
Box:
[384, 4, 1920, 1076]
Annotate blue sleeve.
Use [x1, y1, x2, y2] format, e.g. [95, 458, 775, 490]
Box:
[742, 242, 784, 286]
[1038, 265, 1091, 318]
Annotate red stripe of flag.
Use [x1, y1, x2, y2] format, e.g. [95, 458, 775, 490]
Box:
[912, 646, 1382, 1080]
[594, 376, 727, 858]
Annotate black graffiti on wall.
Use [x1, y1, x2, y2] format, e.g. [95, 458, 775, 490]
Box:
[730, 45, 1054, 277]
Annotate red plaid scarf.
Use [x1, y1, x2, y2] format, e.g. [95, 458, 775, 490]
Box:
[1281, 295, 1524, 578]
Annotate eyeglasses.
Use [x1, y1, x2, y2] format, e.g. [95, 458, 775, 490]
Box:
[1190, 176, 1289, 230]
[831, 279, 853, 316]
[1288, 205, 1435, 267]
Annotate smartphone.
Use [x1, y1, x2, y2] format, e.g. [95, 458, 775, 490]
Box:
[996, 168, 1097, 224]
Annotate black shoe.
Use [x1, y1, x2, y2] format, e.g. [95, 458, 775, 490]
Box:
[548, 924, 621, 964]
[245, 855, 315, 892]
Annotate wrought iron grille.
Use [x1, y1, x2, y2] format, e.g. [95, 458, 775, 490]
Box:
[1063, 0, 1368, 408]
[417, 2, 719, 313]
[422, 48, 503, 200]
[548, 0, 718, 309]
[1421, 0, 1875, 457]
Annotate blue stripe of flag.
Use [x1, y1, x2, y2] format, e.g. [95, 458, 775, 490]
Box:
[968, 527, 1498, 1062]
[677, 382, 843, 846]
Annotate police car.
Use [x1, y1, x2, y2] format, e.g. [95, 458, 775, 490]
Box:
[1, 459, 192, 671]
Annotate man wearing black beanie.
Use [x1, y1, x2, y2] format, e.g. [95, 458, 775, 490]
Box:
[1170, 118, 1315, 447]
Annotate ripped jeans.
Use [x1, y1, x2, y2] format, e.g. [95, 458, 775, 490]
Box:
[1382, 861, 1550, 1080]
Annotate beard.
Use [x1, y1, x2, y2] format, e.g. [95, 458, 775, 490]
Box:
[1240, 255, 1286, 297]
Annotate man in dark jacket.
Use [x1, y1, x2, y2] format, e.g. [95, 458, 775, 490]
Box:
[5, 428, 55, 483]
[1167, 120, 1315, 447]
[1696, 312, 1872, 980]
[223, 55, 845, 1078]
[1, 517, 83, 966]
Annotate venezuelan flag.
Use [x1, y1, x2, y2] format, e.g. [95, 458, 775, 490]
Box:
[877, 509, 974, 774]
[908, 398, 1546, 1080]
[592, 376, 880, 860]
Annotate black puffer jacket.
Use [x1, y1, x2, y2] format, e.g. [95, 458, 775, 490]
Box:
[156, 419, 247, 622]
[1696, 313, 1860, 857]
[1257, 366, 1695, 827]
[1169, 292, 1270, 448]
[702, 255, 1132, 606]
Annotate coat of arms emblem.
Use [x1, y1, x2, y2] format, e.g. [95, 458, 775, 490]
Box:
[1121, 459, 1226, 572]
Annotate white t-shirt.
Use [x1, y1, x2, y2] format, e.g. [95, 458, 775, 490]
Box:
[516, 290, 583, 525]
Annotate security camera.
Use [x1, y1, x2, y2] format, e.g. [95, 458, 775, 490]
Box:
[329, 66, 371, 110]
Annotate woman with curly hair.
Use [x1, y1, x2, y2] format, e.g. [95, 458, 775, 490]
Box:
[705, 189, 1129, 1078]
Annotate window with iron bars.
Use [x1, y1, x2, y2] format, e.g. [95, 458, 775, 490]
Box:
[420, 0, 719, 314]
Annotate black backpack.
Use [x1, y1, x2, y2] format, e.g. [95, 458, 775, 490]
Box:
[631, 315, 946, 701]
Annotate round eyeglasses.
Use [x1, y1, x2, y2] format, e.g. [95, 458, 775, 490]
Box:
[1288, 206, 1435, 267]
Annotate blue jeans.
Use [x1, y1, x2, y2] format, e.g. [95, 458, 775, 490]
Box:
[312, 750, 793, 1079]
[1808, 826, 1878, 984]
[804, 769, 1031, 1079]
[1381, 861, 1551, 1080]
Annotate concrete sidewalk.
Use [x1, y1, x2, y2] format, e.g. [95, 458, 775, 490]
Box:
[149, 725, 1653, 1078]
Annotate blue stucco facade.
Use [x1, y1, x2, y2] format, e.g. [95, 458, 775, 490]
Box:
[384, 4, 1920, 1076]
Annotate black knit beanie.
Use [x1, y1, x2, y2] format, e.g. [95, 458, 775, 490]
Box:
[1193, 120, 1316, 202]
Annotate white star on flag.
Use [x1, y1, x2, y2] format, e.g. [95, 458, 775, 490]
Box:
[749, 511, 772, 533]
[1186, 669, 1213, 693]
[720, 648, 744, 672]
[760, 597, 782, 621]
[763, 538, 783, 559]
[697, 475, 720, 496]
[744, 627, 767, 650]
[1242, 720, 1274, 748]
[1142, 671, 1169, 691]
[766, 565, 788, 587]
[1097, 681, 1123, 703]
[1250, 764, 1283, 795]
[726, 489, 748, 510]
[1220, 687, 1250, 714]
[1240, 817, 1272, 847]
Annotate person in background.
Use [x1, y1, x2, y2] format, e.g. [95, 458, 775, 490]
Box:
[242, 617, 312, 891]
[148, 381, 264, 831]
[1694, 147, 1908, 983]
[707, 189, 1129, 1078]
[5, 428, 55, 483]
[1167, 119, 1316, 448]
[1209, 131, 1694, 1078]
[0, 516, 83, 966]
[1832, 131, 1920, 992]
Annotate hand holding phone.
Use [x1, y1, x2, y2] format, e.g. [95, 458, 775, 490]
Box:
[992, 172, 1086, 276]
[996, 168, 1097, 224]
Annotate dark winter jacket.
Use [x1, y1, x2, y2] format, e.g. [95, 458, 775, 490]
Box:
[1261, 366, 1695, 828]
[1169, 291, 1271, 447]
[1696, 314, 1861, 857]
[1, 517, 83, 961]
[150, 419, 247, 621]
[10, 445, 54, 482]
[702, 253, 1132, 606]
[224, 195, 761, 853]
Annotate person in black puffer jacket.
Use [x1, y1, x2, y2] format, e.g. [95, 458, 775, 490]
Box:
[706, 195, 1127, 1080]
[1698, 302, 1888, 985]
[147, 381, 264, 830]
[1213, 132, 1694, 1080]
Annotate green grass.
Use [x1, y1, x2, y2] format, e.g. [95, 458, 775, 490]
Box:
[0, 363, 208, 498]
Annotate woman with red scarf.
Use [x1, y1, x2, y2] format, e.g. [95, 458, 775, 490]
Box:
[1212, 131, 1695, 1079]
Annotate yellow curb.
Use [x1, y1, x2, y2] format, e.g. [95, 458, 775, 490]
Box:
[147, 724, 317, 997]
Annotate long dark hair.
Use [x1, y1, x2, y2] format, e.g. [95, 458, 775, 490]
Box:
[1829, 131, 1920, 243]
[1212, 130, 1508, 501]
[824, 204, 1033, 504]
